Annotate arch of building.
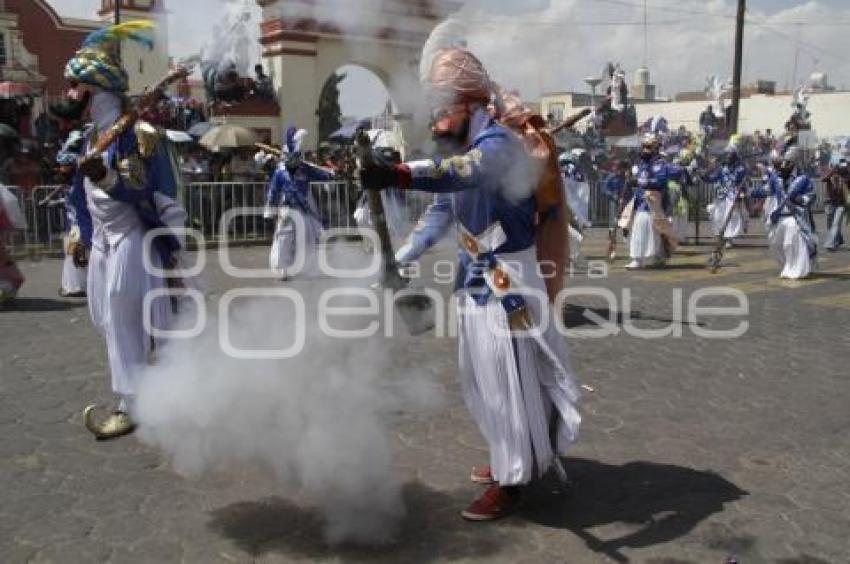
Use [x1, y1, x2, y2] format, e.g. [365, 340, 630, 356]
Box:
[256, 0, 462, 151]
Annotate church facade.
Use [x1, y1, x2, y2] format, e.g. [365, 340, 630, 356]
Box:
[0, 0, 168, 98]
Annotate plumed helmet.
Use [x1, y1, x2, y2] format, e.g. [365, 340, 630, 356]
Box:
[641, 133, 660, 152]
[783, 145, 800, 164]
[283, 127, 308, 155]
[426, 48, 492, 108]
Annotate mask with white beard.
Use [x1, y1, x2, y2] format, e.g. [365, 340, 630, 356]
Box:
[90, 90, 123, 133]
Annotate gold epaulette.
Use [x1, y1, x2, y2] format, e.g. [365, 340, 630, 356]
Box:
[134, 120, 162, 159]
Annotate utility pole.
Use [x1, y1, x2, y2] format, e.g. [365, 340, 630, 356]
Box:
[730, 0, 746, 134]
[114, 0, 122, 61]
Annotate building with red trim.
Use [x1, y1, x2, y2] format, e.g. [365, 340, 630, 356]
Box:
[0, 0, 167, 98]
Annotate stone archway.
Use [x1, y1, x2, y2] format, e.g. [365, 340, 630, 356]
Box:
[256, 0, 461, 151]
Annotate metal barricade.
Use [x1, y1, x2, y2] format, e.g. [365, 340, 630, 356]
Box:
[310, 180, 359, 231]
[309, 180, 434, 232]
[2, 185, 67, 258]
[183, 182, 271, 244]
[29, 186, 68, 253]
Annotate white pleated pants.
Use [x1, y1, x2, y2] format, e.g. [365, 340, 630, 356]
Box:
[457, 247, 581, 486]
[269, 208, 323, 275]
[87, 227, 171, 398]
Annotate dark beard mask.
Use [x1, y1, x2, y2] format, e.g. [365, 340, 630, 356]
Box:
[285, 155, 302, 173]
[49, 91, 91, 122]
[432, 121, 470, 158]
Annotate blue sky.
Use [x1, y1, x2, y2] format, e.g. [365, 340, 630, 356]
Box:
[46, 1, 850, 116]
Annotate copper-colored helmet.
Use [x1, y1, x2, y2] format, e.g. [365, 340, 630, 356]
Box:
[426, 48, 492, 108]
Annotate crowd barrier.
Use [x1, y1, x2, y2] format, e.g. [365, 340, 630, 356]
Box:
[586, 178, 828, 227]
[2, 178, 830, 259]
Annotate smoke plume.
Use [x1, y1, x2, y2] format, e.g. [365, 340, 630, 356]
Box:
[135, 288, 441, 544]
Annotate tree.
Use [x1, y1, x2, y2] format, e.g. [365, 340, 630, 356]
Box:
[317, 72, 345, 142]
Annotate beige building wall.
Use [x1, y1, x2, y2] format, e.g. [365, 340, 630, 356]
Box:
[258, 0, 453, 151]
[541, 90, 850, 139]
[99, 8, 170, 96]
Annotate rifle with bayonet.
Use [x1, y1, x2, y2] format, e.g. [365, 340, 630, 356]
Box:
[355, 129, 434, 336]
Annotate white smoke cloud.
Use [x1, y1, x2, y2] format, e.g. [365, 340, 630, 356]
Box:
[135, 287, 442, 544]
[201, 0, 260, 75]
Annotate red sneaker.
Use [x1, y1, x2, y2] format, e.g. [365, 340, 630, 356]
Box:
[461, 484, 521, 521]
[470, 465, 495, 485]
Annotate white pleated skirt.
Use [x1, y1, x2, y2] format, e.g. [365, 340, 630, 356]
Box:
[87, 227, 172, 397]
[708, 198, 744, 239]
[568, 225, 583, 262]
[457, 247, 581, 486]
[769, 217, 814, 279]
[61, 235, 88, 294]
[629, 209, 661, 260]
[270, 207, 323, 274]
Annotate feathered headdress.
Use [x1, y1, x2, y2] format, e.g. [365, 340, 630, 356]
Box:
[65, 20, 156, 93]
[83, 21, 155, 51]
[283, 126, 308, 155]
[419, 18, 469, 85]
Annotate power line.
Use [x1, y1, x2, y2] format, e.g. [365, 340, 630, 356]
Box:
[459, 17, 686, 27]
[595, 0, 850, 25]
[593, 0, 848, 64]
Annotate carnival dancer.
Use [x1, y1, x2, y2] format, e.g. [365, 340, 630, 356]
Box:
[55, 128, 91, 298]
[63, 21, 190, 439]
[360, 48, 581, 521]
[624, 134, 685, 269]
[264, 127, 333, 281]
[765, 149, 818, 279]
[752, 152, 785, 221]
[0, 183, 26, 305]
[669, 148, 696, 244]
[705, 142, 748, 249]
[823, 157, 849, 251]
[602, 160, 633, 261]
[560, 150, 591, 265]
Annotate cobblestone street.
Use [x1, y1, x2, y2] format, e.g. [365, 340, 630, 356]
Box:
[2, 228, 849, 563]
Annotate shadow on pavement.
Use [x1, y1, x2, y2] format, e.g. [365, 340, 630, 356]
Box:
[0, 298, 87, 312]
[209, 482, 512, 561]
[563, 304, 704, 329]
[523, 458, 747, 563]
[776, 555, 834, 564]
[808, 271, 850, 281]
[653, 263, 709, 271]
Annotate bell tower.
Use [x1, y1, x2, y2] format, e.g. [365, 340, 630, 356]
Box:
[98, 0, 170, 96]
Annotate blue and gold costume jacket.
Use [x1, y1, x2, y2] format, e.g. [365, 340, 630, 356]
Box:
[633, 156, 686, 213]
[265, 161, 333, 221]
[404, 118, 537, 305]
[68, 122, 182, 264]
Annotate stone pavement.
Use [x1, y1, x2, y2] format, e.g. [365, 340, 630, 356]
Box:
[1, 225, 849, 564]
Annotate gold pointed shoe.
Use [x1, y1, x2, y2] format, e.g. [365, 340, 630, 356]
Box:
[83, 405, 136, 440]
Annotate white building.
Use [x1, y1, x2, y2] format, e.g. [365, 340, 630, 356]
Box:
[541, 88, 850, 139]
